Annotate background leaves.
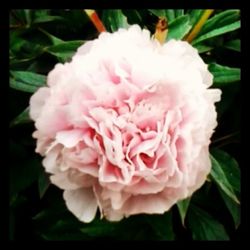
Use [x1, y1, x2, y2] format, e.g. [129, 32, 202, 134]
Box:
[167, 15, 192, 40]
[187, 205, 229, 240]
[209, 63, 240, 87]
[210, 149, 240, 203]
[9, 9, 240, 240]
[10, 71, 46, 93]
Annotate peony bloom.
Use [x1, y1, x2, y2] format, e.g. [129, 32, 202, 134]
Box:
[30, 25, 221, 223]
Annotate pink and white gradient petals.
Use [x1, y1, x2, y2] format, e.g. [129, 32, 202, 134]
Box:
[30, 25, 222, 223]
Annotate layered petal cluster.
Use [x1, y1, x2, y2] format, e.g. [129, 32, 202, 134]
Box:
[30, 25, 221, 222]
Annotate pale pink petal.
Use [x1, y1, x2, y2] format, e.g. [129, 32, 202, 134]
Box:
[29, 87, 50, 120]
[63, 188, 98, 223]
[99, 158, 123, 183]
[42, 144, 62, 174]
[35, 106, 71, 136]
[56, 129, 84, 148]
[76, 41, 94, 55]
[101, 189, 131, 210]
[120, 194, 175, 215]
[51, 170, 95, 190]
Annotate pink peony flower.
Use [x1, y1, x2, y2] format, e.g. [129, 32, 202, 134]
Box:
[30, 25, 221, 223]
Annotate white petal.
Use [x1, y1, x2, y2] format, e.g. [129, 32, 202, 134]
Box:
[51, 169, 96, 190]
[76, 41, 94, 56]
[29, 87, 50, 120]
[63, 188, 98, 223]
[56, 129, 84, 148]
[42, 145, 61, 174]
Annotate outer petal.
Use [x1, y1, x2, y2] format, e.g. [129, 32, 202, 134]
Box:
[29, 87, 50, 120]
[119, 193, 176, 216]
[63, 188, 98, 223]
[50, 170, 95, 190]
[75, 41, 94, 56]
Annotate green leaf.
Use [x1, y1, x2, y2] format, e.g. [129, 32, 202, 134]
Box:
[122, 10, 143, 26]
[24, 9, 32, 27]
[38, 171, 51, 199]
[10, 30, 45, 60]
[38, 28, 64, 46]
[188, 205, 230, 240]
[209, 63, 240, 86]
[10, 107, 31, 127]
[177, 197, 191, 226]
[41, 227, 89, 240]
[187, 9, 204, 26]
[148, 9, 176, 23]
[32, 9, 50, 19]
[224, 39, 240, 52]
[33, 15, 65, 24]
[167, 15, 192, 41]
[102, 9, 129, 32]
[165, 10, 175, 23]
[10, 71, 46, 93]
[38, 215, 90, 240]
[210, 150, 240, 204]
[45, 40, 84, 62]
[192, 21, 240, 45]
[80, 219, 117, 237]
[148, 9, 166, 18]
[175, 9, 184, 17]
[10, 71, 46, 87]
[210, 148, 240, 194]
[194, 43, 213, 53]
[145, 212, 175, 240]
[218, 188, 240, 229]
[198, 10, 240, 37]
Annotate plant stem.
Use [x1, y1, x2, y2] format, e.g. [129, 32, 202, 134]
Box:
[212, 131, 240, 144]
[84, 9, 106, 33]
[185, 9, 214, 43]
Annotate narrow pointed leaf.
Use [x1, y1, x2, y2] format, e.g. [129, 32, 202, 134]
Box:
[198, 10, 240, 36]
[165, 10, 175, 23]
[224, 39, 240, 52]
[33, 16, 65, 24]
[175, 10, 184, 17]
[148, 9, 165, 18]
[39, 28, 64, 45]
[192, 21, 240, 45]
[167, 15, 192, 41]
[10, 107, 31, 127]
[122, 10, 143, 26]
[209, 63, 240, 86]
[187, 9, 205, 26]
[102, 9, 129, 32]
[177, 197, 191, 226]
[45, 40, 84, 62]
[10, 71, 46, 93]
[194, 43, 213, 53]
